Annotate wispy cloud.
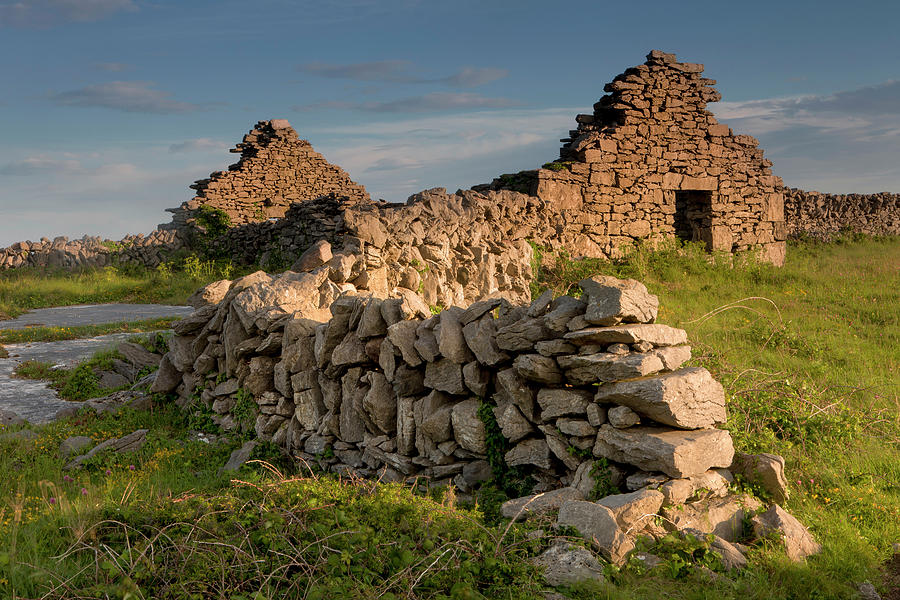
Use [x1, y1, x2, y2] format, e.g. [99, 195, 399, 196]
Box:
[168, 138, 223, 153]
[50, 81, 204, 114]
[95, 61, 132, 72]
[714, 79, 900, 193]
[0, 154, 82, 176]
[0, 0, 136, 27]
[297, 60, 507, 88]
[294, 92, 518, 114]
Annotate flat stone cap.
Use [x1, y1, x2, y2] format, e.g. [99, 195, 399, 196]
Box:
[270, 118, 292, 130]
[647, 49, 677, 63]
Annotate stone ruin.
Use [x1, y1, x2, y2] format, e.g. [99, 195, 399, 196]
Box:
[161, 119, 370, 231]
[2, 50, 898, 273]
[149, 268, 821, 569]
[480, 50, 786, 265]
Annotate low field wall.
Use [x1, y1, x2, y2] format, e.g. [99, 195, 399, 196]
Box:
[784, 188, 900, 239]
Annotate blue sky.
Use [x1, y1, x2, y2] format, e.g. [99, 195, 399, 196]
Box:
[1, 0, 899, 246]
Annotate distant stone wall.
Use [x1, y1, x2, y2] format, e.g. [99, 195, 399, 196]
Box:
[784, 188, 900, 239]
[206, 187, 576, 308]
[162, 119, 370, 232]
[481, 50, 786, 265]
[0, 229, 185, 270]
[154, 273, 735, 499]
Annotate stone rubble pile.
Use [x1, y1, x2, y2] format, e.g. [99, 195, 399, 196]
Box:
[0, 229, 184, 270]
[784, 187, 900, 239]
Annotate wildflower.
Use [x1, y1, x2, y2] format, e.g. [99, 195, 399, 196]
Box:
[63, 475, 72, 483]
[128, 464, 135, 471]
[105, 470, 112, 476]
[81, 488, 88, 495]
[48, 497, 56, 505]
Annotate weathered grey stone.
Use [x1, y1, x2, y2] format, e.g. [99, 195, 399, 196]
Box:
[597, 489, 665, 531]
[66, 429, 148, 469]
[730, 452, 788, 503]
[413, 318, 440, 362]
[496, 317, 553, 351]
[187, 278, 231, 308]
[339, 369, 366, 442]
[506, 438, 553, 469]
[652, 345, 692, 370]
[150, 354, 181, 393]
[594, 367, 726, 429]
[680, 529, 748, 570]
[291, 239, 332, 272]
[593, 425, 735, 478]
[586, 403, 607, 427]
[362, 372, 396, 434]
[543, 296, 587, 333]
[527, 289, 555, 317]
[59, 436, 93, 458]
[557, 500, 634, 564]
[579, 275, 658, 326]
[424, 358, 467, 395]
[751, 504, 821, 561]
[387, 320, 423, 367]
[462, 361, 490, 397]
[437, 307, 475, 363]
[535, 339, 578, 356]
[460, 298, 502, 324]
[495, 368, 536, 421]
[531, 541, 605, 587]
[608, 406, 641, 428]
[220, 441, 258, 473]
[394, 288, 431, 320]
[98, 370, 129, 389]
[396, 396, 416, 455]
[537, 388, 593, 420]
[565, 324, 688, 347]
[543, 428, 580, 470]
[494, 401, 533, 443]
[117, 341, 162, 370]
[213, 378, 239, 397]
[232, 269, 331, 330]
[451, 399, 487, 454]
[378, 338, 397, 381]
[557, 419, 596, 437]
[245, 356, 276, 395]
[331, 332, 369, 368]
[606, 343, 629, 355]
[356, 298, 387, 339]
[514, 354, 563, 384]
[502, 487, 584, 520]
[558, 352, 664, 385]
[661, 494, 763, 543]
[626, 471, 669, 491]
[462, 314, 510, 366]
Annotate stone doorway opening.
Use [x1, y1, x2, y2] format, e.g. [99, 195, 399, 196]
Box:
[674, 190, 713, 245]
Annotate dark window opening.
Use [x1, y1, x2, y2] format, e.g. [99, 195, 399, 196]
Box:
[674, 190, 713, 244]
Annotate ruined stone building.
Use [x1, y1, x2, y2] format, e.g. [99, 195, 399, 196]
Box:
[481, 50, 786, 265]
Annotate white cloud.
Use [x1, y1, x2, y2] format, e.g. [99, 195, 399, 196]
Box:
[0, 0, 136, 27]
[0, 154, 82, 175]
[51, 81, 204, 114]
[168, 138, 224, 153]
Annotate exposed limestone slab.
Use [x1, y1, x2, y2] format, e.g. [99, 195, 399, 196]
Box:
[505, 438, 553, 469]
[594, 367, 726, 429]
[537, 388, 592, 420]
[593, 425, 734, 478]
[597, 488, 665, 531]
[558, 352, 664, 385]
[660, 494, 762, 543]
[578, 275, 658, 326]
[565, 324, 688, 347]
[451, 399, 487, 454]
[513, 354, 563, 384]
[730, 452, 788, 503]
[530, 541, 605, 587]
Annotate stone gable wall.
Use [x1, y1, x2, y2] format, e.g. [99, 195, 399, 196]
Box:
[784, 188, 900, 239]
[481, 50, 787, 265]
[161, 119, 370, 232]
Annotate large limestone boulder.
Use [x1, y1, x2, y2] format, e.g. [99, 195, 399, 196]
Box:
[558, 352, 664, 385]
[594, 367, 726, 429]
[751, 504, 822, 561]
[187, 278, 231, 308]
[730, 452, 788, 503]
[660, 494, 762, 543]
[593, 425, 734, 478]
[557, 500, 634, 564]
[578, 275, 659, 325]
[531, 541, 605, 587]
[501, 487, 584, 521]
[565, 323, 687, 347]
[597, 489, 665, 532]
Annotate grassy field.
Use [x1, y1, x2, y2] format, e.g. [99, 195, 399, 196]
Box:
[0, 236, 897, 599]
[0, 258, 238, 320]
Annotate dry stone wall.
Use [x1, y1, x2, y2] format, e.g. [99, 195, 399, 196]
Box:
[480, 50, 787, 265]
[784, 187, 900, 239]
[206, 186, 575, 308]
[153, 273, 737, 498]
[162, 119, 370, 232]
[0, 228, 184, 270]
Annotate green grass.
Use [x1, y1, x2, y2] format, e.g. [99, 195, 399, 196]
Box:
[0, 317, 179, 344]
[0, 257, 239, 320]
[0, 235, 897, 599]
